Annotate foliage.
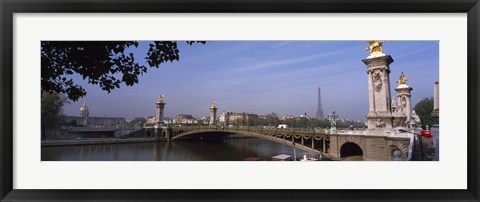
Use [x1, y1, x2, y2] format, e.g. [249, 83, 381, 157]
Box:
[41, 92, 69, 138]
[41, 41, 205, 101]
[234, 112, 365, 129]
[128, 117, 147, 128]
[294, 117, 309, 128]
[307, 119, 330, 128]
[66, 119, 77, 126]
[295, 118, 364, 129]
[414, 97, 437, 130]
[256, 112, 280, 127]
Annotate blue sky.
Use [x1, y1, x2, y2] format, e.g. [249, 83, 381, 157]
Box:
[62, 41, 439, 121]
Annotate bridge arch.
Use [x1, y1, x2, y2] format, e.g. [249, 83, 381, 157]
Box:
[171, 129, 321, 155]
[337, 136, 365, 153]
[340, 142, 363, 158]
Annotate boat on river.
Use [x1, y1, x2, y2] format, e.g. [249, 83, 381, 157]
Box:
[272, 154, 293, 161]
[300, 153, 319, 161]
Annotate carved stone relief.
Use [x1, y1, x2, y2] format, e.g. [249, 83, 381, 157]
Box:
[373, 72, 382, 92]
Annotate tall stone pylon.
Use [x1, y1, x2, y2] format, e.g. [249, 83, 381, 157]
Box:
[79, 101, 89, 126]
[155, 95, 165, 124]
[432, 81, 439, 118]
[362, 41, 394, 132]
[316, 87, 325, 119]
[209, 100, 217, 126]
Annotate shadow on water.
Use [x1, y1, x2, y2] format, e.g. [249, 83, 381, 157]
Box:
[41, 134, 312, 161]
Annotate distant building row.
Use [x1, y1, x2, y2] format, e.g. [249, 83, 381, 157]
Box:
[64, 101, 127, 128]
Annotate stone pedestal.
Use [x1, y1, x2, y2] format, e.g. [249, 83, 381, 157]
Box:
[362, 55, 394, 132]
[329, 127, 337, 135]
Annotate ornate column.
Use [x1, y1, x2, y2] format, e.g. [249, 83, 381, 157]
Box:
[79, 101, 89, 127]
[432, 81, 439, 117]
[367, 70, 375, 112]
[431, 81, 439, 161]
[392, 73, 413, 129]
[209, 101, 217, 126]
[155, 95, 165, 126]
[394, 73, 413, 118]
[362, 41, 394, 131]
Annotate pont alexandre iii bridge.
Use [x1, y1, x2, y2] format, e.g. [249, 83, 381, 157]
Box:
[143, 42, 421, 161]
[146, 126, 411, 161]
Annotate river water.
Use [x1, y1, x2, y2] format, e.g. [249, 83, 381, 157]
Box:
[41, 136, 312, 161]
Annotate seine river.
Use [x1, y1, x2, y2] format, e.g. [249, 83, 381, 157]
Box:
[41, 136, 311, 161]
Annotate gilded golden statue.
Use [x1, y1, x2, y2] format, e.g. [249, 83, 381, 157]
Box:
[396, 72, 408, 85]
[211, 100, 216, 108]
[159, 94, 164, 103]
[365, 40, 385, 56]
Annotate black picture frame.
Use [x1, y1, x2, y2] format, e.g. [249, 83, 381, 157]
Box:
[1, 0, 479, 201]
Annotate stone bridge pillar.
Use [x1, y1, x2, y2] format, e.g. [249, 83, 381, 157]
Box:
[362, 54, 394, 132]
[395, 85, 413, 118]
[327, 135, 339, 158]
[165, 128, 171, 141]
[328, 134, 410, 160]
[364, 137, 388, 161]
[155, 95, 165, 126]
[393, 83, 412, 128]
[209, 101, 217, 126]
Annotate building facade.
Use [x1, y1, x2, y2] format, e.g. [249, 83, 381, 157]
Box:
[218, 111, 234, 126]
[228, 113, 259, 126]
[65, 102, 126, 128]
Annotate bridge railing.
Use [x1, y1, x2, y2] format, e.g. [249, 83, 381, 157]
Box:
[172, 126, 369, 138]
[171, 125, 329, 136]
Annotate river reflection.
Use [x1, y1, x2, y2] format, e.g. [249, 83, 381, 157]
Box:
[41, 136, 311, 161]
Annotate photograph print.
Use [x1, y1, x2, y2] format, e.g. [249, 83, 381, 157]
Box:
[41, 40, 439, 161]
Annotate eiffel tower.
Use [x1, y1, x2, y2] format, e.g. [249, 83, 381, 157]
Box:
[316, 87, 324, 119]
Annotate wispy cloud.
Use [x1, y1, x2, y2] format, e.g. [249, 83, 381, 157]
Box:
[234, 47, 356, 72]
[199, 61, 356, 101]
[268, 41, 295, 49]
[187, 43, 251, 61]
[245, 61, 355, 82]
[394, 44, 437, 59]
[233, 56, 254, 62]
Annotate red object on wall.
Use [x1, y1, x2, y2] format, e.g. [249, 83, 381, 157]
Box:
[419, 130, 432, 138]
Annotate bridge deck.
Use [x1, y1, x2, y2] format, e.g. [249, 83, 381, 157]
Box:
[168, 126, 330, 155]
